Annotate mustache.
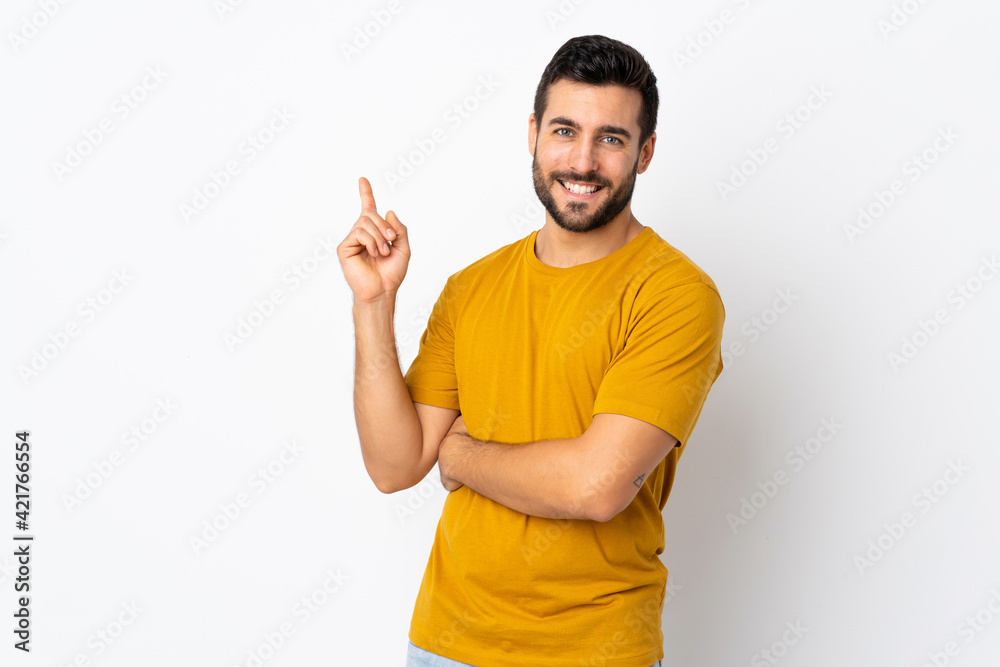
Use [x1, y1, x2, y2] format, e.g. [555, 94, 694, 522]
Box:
[549, 171, 612, 188]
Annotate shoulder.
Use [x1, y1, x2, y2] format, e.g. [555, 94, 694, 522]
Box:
[633, 228, 724, 307]
[442, 233, 529, 295]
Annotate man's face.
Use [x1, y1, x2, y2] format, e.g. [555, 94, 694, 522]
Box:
[529, 79, 655, 234]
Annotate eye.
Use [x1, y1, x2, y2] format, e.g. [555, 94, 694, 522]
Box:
[602, 136, 622, 145]
[555, 128, 572, 136]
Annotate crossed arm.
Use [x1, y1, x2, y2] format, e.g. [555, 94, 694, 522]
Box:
[436, 412, 678, 522]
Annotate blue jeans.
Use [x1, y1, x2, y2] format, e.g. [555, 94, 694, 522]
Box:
[406, 640, 663, 666]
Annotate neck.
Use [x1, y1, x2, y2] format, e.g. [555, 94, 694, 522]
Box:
[534, 211, 644, 269]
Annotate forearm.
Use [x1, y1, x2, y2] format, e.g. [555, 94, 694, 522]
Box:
[441, 431, 596, 520]
[352, 295, 422, 492]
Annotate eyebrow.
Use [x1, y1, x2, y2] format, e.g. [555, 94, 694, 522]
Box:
[547, 116, 632, 141]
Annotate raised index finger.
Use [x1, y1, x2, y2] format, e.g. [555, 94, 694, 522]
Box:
[359, 176, 377, 212]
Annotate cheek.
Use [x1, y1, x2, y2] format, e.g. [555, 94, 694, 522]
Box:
[537, 143, 571, 164]
[611, 154, 640, 179]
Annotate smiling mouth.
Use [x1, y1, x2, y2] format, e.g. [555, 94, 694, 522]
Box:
[558, 180, 604, 196]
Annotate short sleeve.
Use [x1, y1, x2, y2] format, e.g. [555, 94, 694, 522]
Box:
[403, 275, 461, 411]
[592, 281, 725, 446]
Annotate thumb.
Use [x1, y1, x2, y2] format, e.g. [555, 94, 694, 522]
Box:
[385, 210, 410, 256]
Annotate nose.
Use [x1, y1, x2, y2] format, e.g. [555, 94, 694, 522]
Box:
[567, 138, 599, 177]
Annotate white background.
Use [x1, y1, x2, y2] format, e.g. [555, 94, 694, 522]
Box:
[2, 0, 999, 665]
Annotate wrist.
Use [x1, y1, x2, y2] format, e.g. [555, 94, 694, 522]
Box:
[353, 292, 396, 313]
[353, 294, 396, 328]
[440, 430, 466, 476]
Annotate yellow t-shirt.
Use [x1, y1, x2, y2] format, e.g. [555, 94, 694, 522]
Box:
[403, 225, 725, 666]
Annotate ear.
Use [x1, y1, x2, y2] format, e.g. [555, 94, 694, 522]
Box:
[528, 112, 538, 157]
[636, 131, 656, 174]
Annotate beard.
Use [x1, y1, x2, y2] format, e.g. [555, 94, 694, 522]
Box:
[531, 149, 640, 234]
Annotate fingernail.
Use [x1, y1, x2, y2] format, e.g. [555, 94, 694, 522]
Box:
[382, 243, 389, 253]
[386, 228, 396, 240]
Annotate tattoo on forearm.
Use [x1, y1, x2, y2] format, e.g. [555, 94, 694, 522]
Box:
[633, 474, 645, 488]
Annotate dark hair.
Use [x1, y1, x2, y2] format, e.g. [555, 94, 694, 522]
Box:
[533, 35, 659, 145]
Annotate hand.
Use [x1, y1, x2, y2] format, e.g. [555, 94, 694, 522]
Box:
[439, 414, 468, 492]
[337, 176, 411, 304]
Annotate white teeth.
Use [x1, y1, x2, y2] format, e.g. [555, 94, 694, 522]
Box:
[561, 181, 600, 195]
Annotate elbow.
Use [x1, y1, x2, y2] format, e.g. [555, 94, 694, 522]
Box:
[373, 471, 418, 495]
[587, 501, 622, 523]
[374, 477, 400, 495]
[576, 485, 625, 523]
[369, 466, 414, 495]
[364, 460, 398, 494]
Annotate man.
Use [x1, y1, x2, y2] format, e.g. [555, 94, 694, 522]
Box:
[339, 35, 725, 667]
